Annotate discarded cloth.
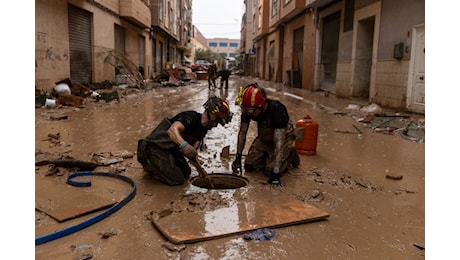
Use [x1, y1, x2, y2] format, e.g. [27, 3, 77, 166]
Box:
[243, 228, 275, 241]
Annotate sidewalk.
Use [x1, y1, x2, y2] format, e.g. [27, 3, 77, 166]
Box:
[237, 76, 423, 119]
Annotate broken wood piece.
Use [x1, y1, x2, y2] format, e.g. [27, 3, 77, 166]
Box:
[374, 113, 410, 118]
[385, 175, 403, 180]
[47, 133, 61, 140]
[358, 115, 375, 123]
[96, 157, 124, 166]
[50, 115, 68, 121]
[334, 129, 359, 134]
[49, 158, 98, 170]
[110, 150, 134, 158]
[57, 94, 84, 106]
[413, 243, 425, 250]
[396, 188, 415, 194]
[352, 124, 363, 134]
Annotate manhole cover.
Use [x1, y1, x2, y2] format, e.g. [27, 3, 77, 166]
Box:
[190, 174, 249, 190]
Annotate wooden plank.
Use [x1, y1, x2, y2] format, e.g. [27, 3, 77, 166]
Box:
[35, 177, 116, 222]
[152, 198, 329, 244]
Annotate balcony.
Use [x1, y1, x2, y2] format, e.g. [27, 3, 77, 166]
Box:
[306, 0, 336, 8]
[280, 0, 306, 21]
[120, 0, 151, 28]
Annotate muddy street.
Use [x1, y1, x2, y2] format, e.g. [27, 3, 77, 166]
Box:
[35, 76, 425, 259]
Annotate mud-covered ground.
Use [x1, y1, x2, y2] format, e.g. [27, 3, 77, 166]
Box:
[34, 76, 425, 259]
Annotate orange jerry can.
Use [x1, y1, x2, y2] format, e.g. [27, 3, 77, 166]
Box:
[295, 115, 318, 155]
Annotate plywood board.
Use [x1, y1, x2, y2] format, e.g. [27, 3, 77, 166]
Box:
[35, 177, 115, 222]
[153, 198, 329, 244]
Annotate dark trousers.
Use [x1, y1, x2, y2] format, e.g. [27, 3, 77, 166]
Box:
[137, 139, 191, 185]
[220, 78, 229, 89]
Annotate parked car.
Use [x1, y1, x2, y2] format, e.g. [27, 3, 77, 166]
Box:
[192, 60, 212, 72]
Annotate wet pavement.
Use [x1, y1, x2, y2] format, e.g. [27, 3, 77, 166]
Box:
[35, 75, 425, 259]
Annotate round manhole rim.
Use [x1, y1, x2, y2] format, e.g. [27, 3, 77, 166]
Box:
[190, 173, 249, 189]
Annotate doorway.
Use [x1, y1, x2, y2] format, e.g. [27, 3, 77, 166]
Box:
[114, 24, 126, 75]
[319, 11, 340, 93]
[407, 24, 425, 114]
[352, 16, 375, 98]
[290, 26, 304, 88]
[68, 4, 93, 83]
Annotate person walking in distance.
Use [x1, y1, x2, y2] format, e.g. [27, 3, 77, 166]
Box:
[217, 68, 231, 89]
[207, 63, 218, 89]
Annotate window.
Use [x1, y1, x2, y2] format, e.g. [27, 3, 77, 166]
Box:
[229, 53, 236, 57]
[258, 7, 262, 29]
[272, 0, 278, 16]
[220, 52, 228, 57]
[160, 0, 163, 22]
[219, 42, 228, 47]
[229, 42, 238, 47]
[209, 42, 218, 47]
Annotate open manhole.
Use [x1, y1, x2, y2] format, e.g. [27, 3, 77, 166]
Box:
[190, 174, 249, 190]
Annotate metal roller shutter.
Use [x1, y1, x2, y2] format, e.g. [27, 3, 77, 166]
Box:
[68, 4, 92, 83]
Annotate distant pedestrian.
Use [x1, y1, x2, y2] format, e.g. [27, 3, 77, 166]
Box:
[207, 63, 218, 89]
[218, 68, 231, 89]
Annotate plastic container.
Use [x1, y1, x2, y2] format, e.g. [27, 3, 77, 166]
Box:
[45, 98, 56, 108]
[54, 83, 71, 95]
[295, 115, 318, 155]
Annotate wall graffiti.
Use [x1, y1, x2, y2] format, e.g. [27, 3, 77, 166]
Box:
[36, 32, 47, 43]
[36, 31, 69, 70]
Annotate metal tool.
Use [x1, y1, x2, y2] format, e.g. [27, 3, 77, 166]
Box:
[190, 158, 214, 189]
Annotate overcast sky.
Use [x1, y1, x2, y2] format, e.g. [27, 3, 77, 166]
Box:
[192, 0, 244, 39]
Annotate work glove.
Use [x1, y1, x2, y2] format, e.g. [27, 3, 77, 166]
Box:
[232, 154, 242, 175]
[180, 142, 198, 160]
[267, 168, 282, 186]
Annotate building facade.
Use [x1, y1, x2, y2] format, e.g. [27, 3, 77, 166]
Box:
[35, 0, 193, 92]
[207, 38, 240, 59]
[192, 26, 209, 62]
[244, 0, 425, 114]
[240, 0, 256, 76]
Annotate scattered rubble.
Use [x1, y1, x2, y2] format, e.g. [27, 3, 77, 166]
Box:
[304, 167, 384, 191]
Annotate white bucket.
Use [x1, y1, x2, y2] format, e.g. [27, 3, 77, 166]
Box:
[45, 98, 56, 108]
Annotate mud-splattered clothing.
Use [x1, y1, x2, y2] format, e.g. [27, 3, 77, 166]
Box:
[239, 99, 296, 174]
[137, 111, 208, 185]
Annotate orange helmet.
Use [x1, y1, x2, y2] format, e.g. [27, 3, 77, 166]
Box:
[203, 96, 233, 126]
[241, 83, 267, 109]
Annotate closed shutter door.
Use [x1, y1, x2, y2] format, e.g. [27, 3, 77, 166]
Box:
[138, 35, 145, 76]
[68, 4, 92, 83]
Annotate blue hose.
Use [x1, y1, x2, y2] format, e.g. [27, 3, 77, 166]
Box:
[35, 171, 137, 246]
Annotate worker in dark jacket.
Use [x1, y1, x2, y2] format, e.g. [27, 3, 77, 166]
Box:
[137, 96, 232, 185]
[217, 68, 231, 89]
[231, 83, 299, 186]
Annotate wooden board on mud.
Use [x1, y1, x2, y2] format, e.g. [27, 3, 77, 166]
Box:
[35, 177, 116, 222]
[152, 198, 329, 244]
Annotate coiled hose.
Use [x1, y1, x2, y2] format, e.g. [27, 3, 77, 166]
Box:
[35, 171, 137, 245]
